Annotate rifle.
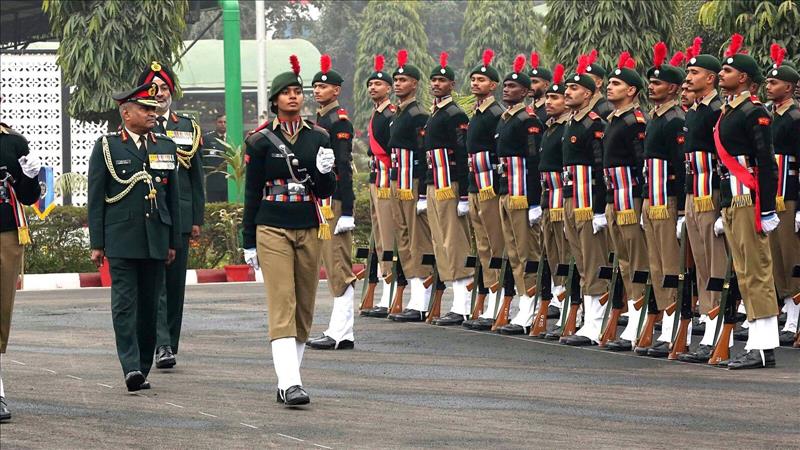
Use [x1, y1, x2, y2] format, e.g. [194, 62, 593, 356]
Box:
[386, 239, 405, 315]
[706, 254, 738, 365]
[558, 258, 582, 339]
[490, 255, 515, 331]
[356, 240, 377, 312]
[598, 254, 625, 347]
[633, 270, 657, 350]
[791, 265, 799, 348]
[465, 255, 488, 320]
[529, 256, 563, 336]
[422, 253, 446, 324]
[665, 224, 695, 360]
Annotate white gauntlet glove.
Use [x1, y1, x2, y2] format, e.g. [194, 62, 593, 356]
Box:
[416, 197, 427, 214]
[795, 211, 800, 233]
[457, 200, 469, 217]
[676, 215, 685, 239]
[18, 153, 42, 179]
[760, 212, 779, 234]
[592, 213, 607, 234]
[528, 205, 542, 226]
[244, 248, 259, 270]
[713, 217, 725, 237]
[316, 147, 335, 174]
[334, 215, 355, 235]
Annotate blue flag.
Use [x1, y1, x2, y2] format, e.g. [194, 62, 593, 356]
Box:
[33, 166, 55, 220]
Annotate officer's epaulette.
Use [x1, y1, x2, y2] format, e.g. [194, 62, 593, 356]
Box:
[337, 108, 349, 121]
[634, 109, 647, 124]
[407, 103, 423, 117]
[587, 111, 601, 121]
[662, 107, 683, 122]
[786, 106, 800, 121]
[488, 102, 504, 118]
[104, 131, 121, 138]
[709, 97, 723, 111]
[313, 123, 330, 138]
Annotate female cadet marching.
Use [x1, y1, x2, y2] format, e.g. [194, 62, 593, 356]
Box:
[242, 55, 336, 406]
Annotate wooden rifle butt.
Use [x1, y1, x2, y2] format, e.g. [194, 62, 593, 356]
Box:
[636, 313, 658, 348]
[425, 290, 443, 324]
[470, 293, 487, 320]
[707, 305, 721, 320]
[664, 301, 677, 316]
[598, 307, 622, 347]
[423, 275, 434, 289]
[388, 285, 405, 315]
[598, 292, 609, 306]
[383, 272, 394, 284]
[794, 331, 800, 348]
[489, 282, 500, 293]
[561, 303, 580, 337]
[526, 285, 537, 298]
[668, 318, 691, 360]
[529, 299, 550, 336]
[491, 295, 513, 331]
[359, 282, 377, 311]
[557, 290, 568, 302]
[792, 291, 800, 305]
[355, 268, 366, 281]
[466, 280, 475, 292]
[632, 295, 646, 311]
[708, 322, 734, 365]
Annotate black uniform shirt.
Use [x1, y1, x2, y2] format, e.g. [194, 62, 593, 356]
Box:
[316, 101, 355, 216]
[684, 89, 723, 194]
[495, 102, 544, 206]
[367, 99, 395, 185]
[423, 96, 469, 197]
[561, 102, 607, 213]
[602, 103, 648, 203]
[0, 125, 41, 233]
[465, 96, 504, 193]
[771, 100, 800, 202]
[644, 100, 686, 208]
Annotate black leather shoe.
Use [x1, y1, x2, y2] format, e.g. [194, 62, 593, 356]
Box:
[155, 345, 176, 369]
[677, 344, 714, 363]
[498, 323, 528, 335]
[777, 312, 786, 326]
[543, 328, 562, 340]
[462, 317, 494, 331]
[617, 316, 628, 327]
[691, 320, 706, 336]
[277, 385, 310, 406]
[560, 335, 595, 346]
[306, 335, 354, 350]
[647, 341, 670, 358]
[778, 330, 796, 346]
[546, 305, 561, 319]
[389, 309, 425, 322]
[125, 371, 146, 392]
[733, 328, 749, 342]
[140, 380, 151, 390]
[634, 345, 652, 356]
[728, 349, 776, 370]
[0, 396, 10, 422]
[433, 312, 466, 326]
[604, 338, 632, 352]
[361, 306, 389, 318]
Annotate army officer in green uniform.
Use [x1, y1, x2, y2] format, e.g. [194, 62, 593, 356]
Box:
[138, 61, 205, 369]
[88, 83, 181, 391]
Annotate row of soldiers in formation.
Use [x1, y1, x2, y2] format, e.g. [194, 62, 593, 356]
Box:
[299, 33, 800, 385]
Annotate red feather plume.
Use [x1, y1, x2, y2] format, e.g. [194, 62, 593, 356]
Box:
[625, 57, 635, 69]
[691, 37, 702, 58]
[397, 49, 408, 68]
[552, 63, 565, 85]
[374, 54, 385, 72]
[669, 51, 685, 67]
[725, 33, 744, 57]
[289, 54, 300, 75]
[588, 49, 598, 64]
[320, 54, 331, 74]
[617, 51, 631, 69]
[770, 43, 786, 67]
[482, 48, 494, 67]
[530, 51, 540, 69]
[576, 54, 589, 75]
[440, 51, 449, 68]
[653, 42, 667, 68]
[513, 54, 526, 73]
[685, 46, 694, 60]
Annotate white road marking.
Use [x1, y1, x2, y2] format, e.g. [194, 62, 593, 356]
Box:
[97, 383, 113, 389]
[10, 359, 26, 365]
[42, 368, 57, 374]
[277, 433, 304, 442]
[198, 411, 217, 418]
[165, 402, 184, 408]
[312, 444, 333, 449]
[240, 422, 258, 429]
[66, 375, 83, 380]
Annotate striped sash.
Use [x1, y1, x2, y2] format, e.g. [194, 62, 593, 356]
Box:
[604, 166, 638, 225]
[469, 151, 495, 201]
[428, 148, 455, 200]
[263, 179, 312, 202]
[774, 154, 793, 212]
[687, 151, 714, 212]
[728, 155, 752, 208]
[263, 179, 330, 240]
[504, 156, 528, 209]
[393, 148, 415, 200]
[374, 156, 392, 199]
[568, 164, 594, 222]
[541, 171, 564, 221]
[646, 158, 669, 220]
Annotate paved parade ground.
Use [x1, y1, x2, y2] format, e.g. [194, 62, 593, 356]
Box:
[1, 282, 798, 449]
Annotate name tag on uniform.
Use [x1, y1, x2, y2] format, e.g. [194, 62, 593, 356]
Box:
[149, 154, 176, 170]
[115, 159, 131, 165]
[166, 130, 193, 146]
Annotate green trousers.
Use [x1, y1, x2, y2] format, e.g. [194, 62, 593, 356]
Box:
[157, 234, 190, 353]
[108, 257, 164, 377]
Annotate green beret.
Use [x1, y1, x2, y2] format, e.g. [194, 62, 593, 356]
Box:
[530, 67, 553, 82]
[586, 63, 606, 78]
[367, 54, 392, 85]
[504, 70, 531, 89]
[547, 64, 566, 95]
[393, 50, 421, 80]
[313, 54, 343, 86]
[687, 54, 722, 74]
[610, 67, 644, 90]
[723, 53, 764, 84]
[430, 66, 455, 81]
[470, 49, 500, 82]
[269, 56, 303, 112]
[567, 73, 596, 93]
[646, 64, 685, 85]
[766, 65, 800, 84]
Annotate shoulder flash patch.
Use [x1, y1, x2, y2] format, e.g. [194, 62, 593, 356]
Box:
[388, 104, 397, 113]
[336, 131, 351, 140]
[313, 124, 330, 137]
[676, 135, 685, 144]
[588, 111, 600, 120]
[634, 110, 646, 123]
[525, 105, 535, 115]
[750, 95, 761, 104]
[458, 123, 469, 130]
[594, 131, 604, 139]
[337, 108, 349, 121]
[528, 125, 541, 134]
[757, 117, 771, 126]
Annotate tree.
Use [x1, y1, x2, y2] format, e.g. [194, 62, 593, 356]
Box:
[420, 0, 468, 76]
[352, 0, 434, 130]
[544, 0, 677, 73]
[461, 0, 546, 89]
[184, 0, 319, 40]
[699, 0, 800, 67]
[43, 0, 187, 127]
[672, 0, 726, 56]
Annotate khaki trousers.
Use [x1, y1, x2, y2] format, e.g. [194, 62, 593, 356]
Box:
[722, 204, 779, 320]
[370, 184, 395, 277]
[606, 199, 648, 301]
[685, 192, 727, 314]
[642, 197, 681, 310]
[769, 200, 800, 298]
[542, 209, 569, 287]
[499, 195, 541, 294]
[391, 179, 433, 279]
[321, 200, 358, 297]
[563, 201, 609, 295]
[427, 183, 472, 281]
[0, 231, 23, 353]
[257, 225, 323, 342]
[468, 193, 505, 288]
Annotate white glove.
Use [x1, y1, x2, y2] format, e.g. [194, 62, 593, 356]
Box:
[244, 248, 259, 270]
[713, 217, 725, 237]
[334, 215, 355, 235]
[528, 205, 542, 226]
[639, 212, 645, 230]
[760, 212, 779, 234]
[316, 147, 335, 174]
[592, 213, 607, 234]
[457, 200, 469, 217]
[795, 211, 800, 233]
[416, 197, 427, 214]
[18, 153, 42, 179]
[676, 215, 685, 239]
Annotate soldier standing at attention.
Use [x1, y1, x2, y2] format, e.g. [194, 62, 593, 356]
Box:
[242, 56, 336, 405]
[528, 51, 552, 124]
[0, 122, 41, 421]
[715, 34, 781, 369]
[585, 49, 614, 119]
[201, 113, 229, 203]
[138, 61, 205, 370]
[306, 55, 358, 350]
[88, 83, 180, 391]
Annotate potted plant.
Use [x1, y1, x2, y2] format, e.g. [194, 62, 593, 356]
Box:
[210, 139, 247, 203]
[213, 206, 253, 282]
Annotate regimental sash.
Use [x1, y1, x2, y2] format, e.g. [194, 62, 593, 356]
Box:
[687, 151, 714, 212]
[469, 151, 495, 201]
[646, 158, 669, 220]
[569, 165, 594, 221]
[428, 148, 455, 200]
[541, 171, 564, 221]
[774, 154, 793, 212]
[713, 114, 762, 233]
[263, 179, 329, 239]
[393, 148, 415, 201]
[728, 155, 752, 208]
[604, 166, 638, 225]
[504, 156, 528, 210]
[318, 196, 334, 220]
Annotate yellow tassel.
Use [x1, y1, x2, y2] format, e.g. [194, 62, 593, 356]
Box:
[508, 195, 529, 210]
[396, 189, 414, 201]
[478, 186, 496, 202]
[647, 204, 669, 220]
[731, 194, 752, 209]
[775, 196, 785, 212]
[549, 208, 564, 222]
[318, 223, 331, 240]
[18, 227, 31, 245]
[377, 187, 391, 199]
[693, 195, 714, 213]
[574, 207, 594, 222]
[435, 186, 455, 201]
[616, 209, 638, 225]
[320, 205, 334, 220]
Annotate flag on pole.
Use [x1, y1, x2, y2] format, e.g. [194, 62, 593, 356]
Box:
[33, 166, 55, 220]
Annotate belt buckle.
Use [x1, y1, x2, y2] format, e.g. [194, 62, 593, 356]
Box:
[287, 182, 306, 195]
